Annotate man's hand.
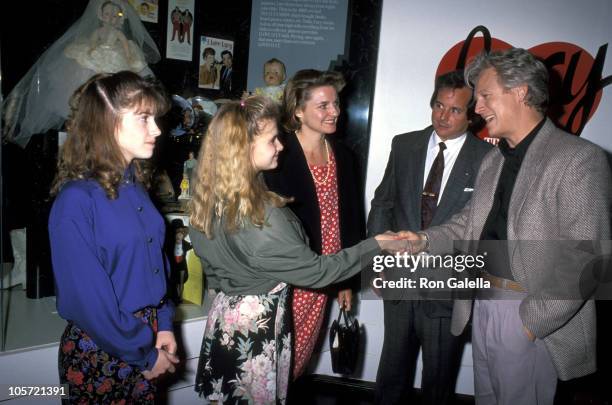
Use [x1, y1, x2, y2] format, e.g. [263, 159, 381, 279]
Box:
[375, 231, 407, 253]
[396, 230, 428, 254]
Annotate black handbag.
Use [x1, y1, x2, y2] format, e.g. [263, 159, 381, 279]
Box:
[329, 307, 360, 374]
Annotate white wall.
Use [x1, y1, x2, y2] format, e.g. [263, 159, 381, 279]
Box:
[368, 0, 612, 209]
[313, 0, 612, 394]
[0, 318, 207, 404]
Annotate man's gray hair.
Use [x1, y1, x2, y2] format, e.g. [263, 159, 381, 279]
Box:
[465, 48, 549, 114]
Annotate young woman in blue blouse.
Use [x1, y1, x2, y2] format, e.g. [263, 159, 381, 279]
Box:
[49, 71, 179, 403]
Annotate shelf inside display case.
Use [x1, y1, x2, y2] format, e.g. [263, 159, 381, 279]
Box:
[0, 286, 213, 353]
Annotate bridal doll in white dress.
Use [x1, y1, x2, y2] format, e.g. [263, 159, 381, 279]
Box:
[64, 1, 148, 73]
[2, 0, 160, 147]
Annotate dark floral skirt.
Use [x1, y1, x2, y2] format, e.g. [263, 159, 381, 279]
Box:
[195, 284, 291, 405]
[59, 307, 157, 404]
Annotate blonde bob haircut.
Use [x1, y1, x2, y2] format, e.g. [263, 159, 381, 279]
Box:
[190, 96, 288, 238]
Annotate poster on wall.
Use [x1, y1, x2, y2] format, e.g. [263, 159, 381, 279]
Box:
[165, 0, 194, 61]
[431, 26, 610, 145]
[198, 36, 234, 90]
[127, 0, 159, 23]
[247, 0, 349, 91]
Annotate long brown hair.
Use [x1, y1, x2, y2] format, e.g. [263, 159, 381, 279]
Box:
[51, 71, 169, 199]
[190, 96, 288, 238]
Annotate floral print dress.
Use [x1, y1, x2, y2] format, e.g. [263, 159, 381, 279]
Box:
[195, 283, 291, 404]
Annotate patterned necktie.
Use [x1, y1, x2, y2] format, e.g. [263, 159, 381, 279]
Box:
[421, 142, 446, 229]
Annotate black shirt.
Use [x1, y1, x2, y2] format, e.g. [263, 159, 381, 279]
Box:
[479, 118, 546, 280]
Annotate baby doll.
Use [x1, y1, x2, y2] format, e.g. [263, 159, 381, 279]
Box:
[243, 58, 286, 103]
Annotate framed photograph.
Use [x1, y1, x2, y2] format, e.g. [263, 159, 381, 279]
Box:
[198, 36, 234, 90]
[128, 0, 159, 23]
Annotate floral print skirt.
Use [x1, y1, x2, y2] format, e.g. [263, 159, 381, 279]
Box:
[58, 307, 157, 404]
[195, 284, 291, 404]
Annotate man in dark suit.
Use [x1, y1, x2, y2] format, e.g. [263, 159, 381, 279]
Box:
[368, 70, 492, 405]
[219, 50, 234, 98]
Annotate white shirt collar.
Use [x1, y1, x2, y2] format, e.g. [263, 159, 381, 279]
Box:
[429, 130, 467, 152]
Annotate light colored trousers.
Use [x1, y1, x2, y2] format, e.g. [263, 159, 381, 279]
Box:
[472, 287, 557, 405]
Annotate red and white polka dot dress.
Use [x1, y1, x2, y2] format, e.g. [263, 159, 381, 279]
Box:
[292, 150, 341, 379]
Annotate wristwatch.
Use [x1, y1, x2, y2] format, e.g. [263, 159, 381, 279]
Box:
[415, 231, 430, 253]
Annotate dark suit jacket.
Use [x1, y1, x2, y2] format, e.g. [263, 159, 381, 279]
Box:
[265, 131, 365, 256]
[219, 66, 234, 98]
[367, 126, 492, 316]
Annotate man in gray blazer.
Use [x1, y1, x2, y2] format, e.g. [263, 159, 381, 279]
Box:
[406, 48, 611, 405]
[368, 70, 492, 405]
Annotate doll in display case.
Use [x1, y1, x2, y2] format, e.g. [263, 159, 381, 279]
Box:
[64, 0, 149, 73]
[2, 0, 160, 147]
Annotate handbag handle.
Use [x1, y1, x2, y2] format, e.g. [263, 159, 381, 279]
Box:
[336, 307, 353, 327]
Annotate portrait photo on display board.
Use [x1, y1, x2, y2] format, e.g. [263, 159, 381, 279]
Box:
[198, 36, 234, 90]
[128, 0, 158, 23]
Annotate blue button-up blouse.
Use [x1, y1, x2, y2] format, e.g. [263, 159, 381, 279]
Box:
[49, 177, 174, 370]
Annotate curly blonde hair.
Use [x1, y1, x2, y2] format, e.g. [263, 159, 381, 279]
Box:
[51, 71, 169, 199]
[190, 96, 288, 238]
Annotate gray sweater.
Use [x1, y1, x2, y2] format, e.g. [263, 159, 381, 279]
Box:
[189, 204, 380, 296]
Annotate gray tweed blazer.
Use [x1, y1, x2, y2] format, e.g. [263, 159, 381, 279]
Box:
[425, 118, 612, 380]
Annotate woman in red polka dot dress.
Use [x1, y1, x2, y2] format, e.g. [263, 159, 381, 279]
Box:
[265, 69, 365, 380]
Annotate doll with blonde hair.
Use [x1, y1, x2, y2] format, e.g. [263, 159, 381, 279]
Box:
[242, 58, 287, 103]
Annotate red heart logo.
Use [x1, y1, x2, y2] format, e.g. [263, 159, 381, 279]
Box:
[436, 26, 609, 140]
